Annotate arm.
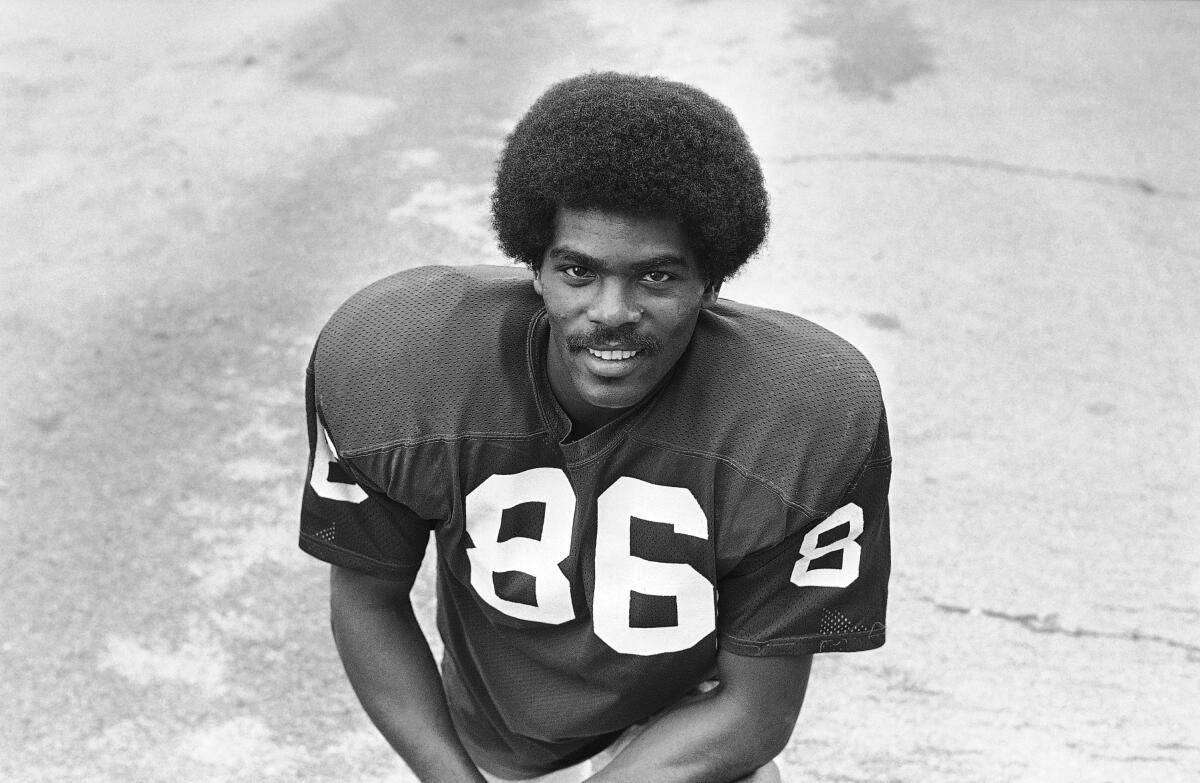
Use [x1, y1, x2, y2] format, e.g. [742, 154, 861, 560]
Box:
[587, 649, 813, 783]
[329, 564, 487, 783]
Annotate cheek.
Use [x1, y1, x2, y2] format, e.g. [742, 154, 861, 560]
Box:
[547, 294, 593, 328]
[545, 306, 577, 329]
[659, 303, 703, 337]
[543, 307, 585, 350]
[655, 312, 703, 358]
[539, 288, 580, 318]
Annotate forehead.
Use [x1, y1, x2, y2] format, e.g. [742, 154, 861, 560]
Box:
[549, 207, 695, 269]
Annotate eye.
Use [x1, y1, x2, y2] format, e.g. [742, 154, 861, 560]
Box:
[562, 265, 592, 279]
[642, 270, 673, 284]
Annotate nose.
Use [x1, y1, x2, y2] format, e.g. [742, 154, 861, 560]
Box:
[587, 279, 641, 328]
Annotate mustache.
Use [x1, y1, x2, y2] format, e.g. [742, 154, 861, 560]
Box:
[564, 326, 662, 353]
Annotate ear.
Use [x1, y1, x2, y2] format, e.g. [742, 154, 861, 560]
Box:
[700, 280, 721, 308]
[532, 267, 544, 297]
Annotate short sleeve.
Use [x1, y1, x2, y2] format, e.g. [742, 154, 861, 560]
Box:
[298, 354, 431, 580]
[717, 411, 891, 656]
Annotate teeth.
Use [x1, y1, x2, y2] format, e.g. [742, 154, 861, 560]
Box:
[589, 348, 638, 361]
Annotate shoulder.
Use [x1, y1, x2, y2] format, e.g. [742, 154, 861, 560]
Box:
[320, 264, 536, 340]
[313, 264, 544, 452]
[641, 298, 885, 514]
[696, 298, 883, 425]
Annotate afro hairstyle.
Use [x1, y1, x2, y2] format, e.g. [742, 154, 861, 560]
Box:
[491, 71, 769, 284]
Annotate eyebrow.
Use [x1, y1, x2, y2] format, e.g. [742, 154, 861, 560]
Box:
[546, 246, 690, 273]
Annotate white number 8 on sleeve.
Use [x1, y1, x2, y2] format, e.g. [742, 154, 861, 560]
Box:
[790, 503, 864, 589]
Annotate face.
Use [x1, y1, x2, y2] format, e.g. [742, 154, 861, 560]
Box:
[533, 206, 719, 433]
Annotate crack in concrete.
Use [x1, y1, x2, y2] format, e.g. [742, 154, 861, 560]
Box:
[781, 152, 1193, 199]
[923, 598, 1200, 656]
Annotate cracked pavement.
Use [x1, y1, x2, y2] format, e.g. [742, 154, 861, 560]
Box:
[781, 152, 1192, 198]
[926, 598, 1200, 657]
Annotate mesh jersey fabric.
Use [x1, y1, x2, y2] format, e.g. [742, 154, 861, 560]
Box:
[299, 264, 891, 777]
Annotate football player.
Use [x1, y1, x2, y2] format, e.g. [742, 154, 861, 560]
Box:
[300, 72, 891, 782]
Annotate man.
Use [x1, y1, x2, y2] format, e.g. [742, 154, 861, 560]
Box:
[300, 72, 890, 782]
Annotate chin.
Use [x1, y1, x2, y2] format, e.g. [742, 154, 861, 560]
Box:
[580, 381, 652, 411]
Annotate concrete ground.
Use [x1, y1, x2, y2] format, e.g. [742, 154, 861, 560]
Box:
[2, 1, 1197, 780]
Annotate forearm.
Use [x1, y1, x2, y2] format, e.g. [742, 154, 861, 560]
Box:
[585, 686, 786, 783]
[331, 569, 486, 782]
[588, 652, 812, 783]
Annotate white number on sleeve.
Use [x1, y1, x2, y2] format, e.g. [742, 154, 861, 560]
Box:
[464, 468, 577, 624]
[309, 418, 368, 503]
[593, 477, 716, 655]
[790, 503, 864, 588]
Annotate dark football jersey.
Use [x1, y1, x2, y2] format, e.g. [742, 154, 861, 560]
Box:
[300, 264, 891, 777]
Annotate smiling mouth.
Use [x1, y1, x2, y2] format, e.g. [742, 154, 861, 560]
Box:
[587, 348, 640, 361]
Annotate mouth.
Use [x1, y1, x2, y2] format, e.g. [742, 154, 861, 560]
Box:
[587, 348, 640, 361]
[562, 329, 660, 381]
[575, 344, 647, 379]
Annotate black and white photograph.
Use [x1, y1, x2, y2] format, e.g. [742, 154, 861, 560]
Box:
[3, 1, 1197, 781]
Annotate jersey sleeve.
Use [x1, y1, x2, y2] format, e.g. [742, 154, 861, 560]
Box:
[716, 410, 891, 656]
[298, 354, 431, 580]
